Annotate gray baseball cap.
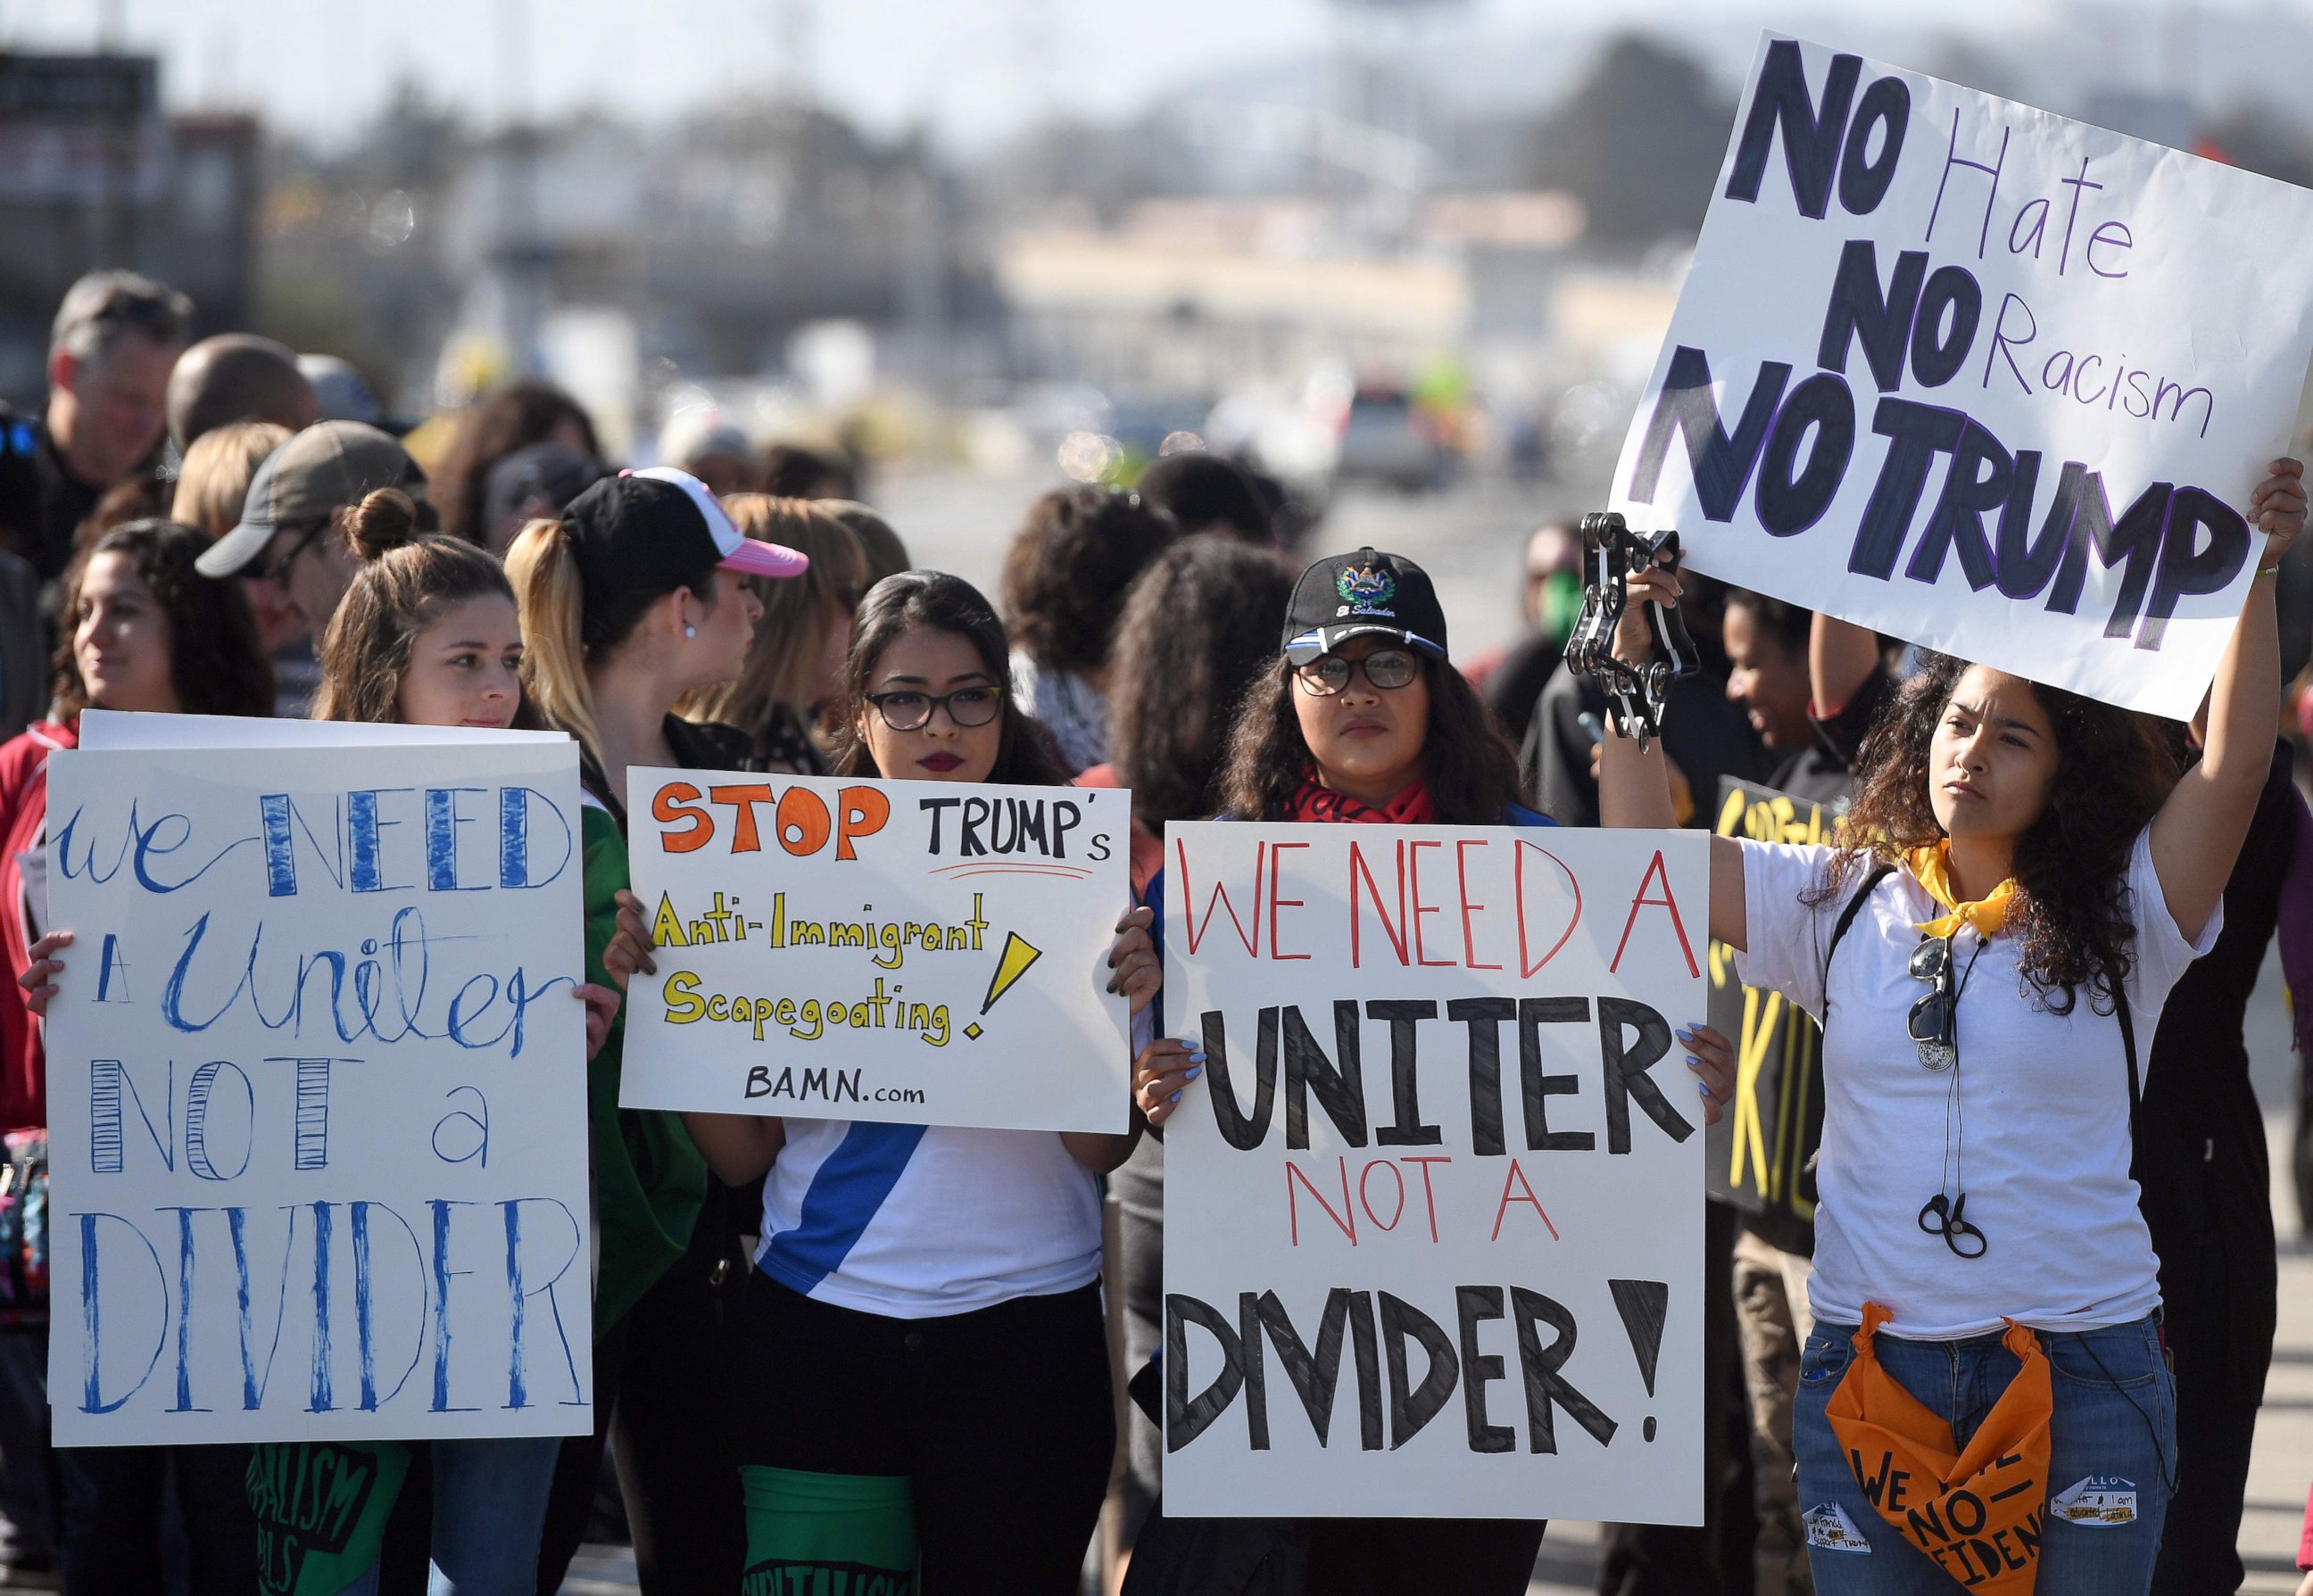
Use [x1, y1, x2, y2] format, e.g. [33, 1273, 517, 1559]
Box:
[195, 420, 430, 578]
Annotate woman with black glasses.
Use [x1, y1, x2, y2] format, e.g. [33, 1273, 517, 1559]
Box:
[626, 569, 1163, 1595]
[1597, 460, 2306, 1594]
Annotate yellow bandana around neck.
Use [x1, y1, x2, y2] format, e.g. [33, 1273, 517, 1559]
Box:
[1903, 842, 2016, 939]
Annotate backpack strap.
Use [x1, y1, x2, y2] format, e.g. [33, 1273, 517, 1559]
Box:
[1820, 863, 1894, 1016]
[2115, 983, 2138, 1132]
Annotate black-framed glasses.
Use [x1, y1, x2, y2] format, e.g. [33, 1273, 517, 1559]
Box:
[865, 686, 1003, 732]
[1907, 934, 1957, 1071]
[1294, 648, 1422, 697]
[261, 518, 332, 588]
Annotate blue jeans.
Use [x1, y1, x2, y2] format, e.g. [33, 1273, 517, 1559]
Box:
[1793, 1315, 2175, 1594]
[341, 1435, 561, 1596]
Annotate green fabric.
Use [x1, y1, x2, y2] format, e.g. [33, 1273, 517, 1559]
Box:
[741, 1465, 917, 1595]
[584, 803, 709, 1336]
[247, 1440, 411, 1596]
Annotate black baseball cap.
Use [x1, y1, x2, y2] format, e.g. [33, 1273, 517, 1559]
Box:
[561, 467, 807, 592]
[1281, 546, 1449, 664]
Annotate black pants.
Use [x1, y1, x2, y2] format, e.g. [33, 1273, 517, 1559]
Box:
[2150, 1393, 2259, 1594]
[535, 1211, 747, 1595]
[54, 1443, 255, 1596]
[1306, 1518, 1545, 1595]
[738, 1272, 1115, 1596]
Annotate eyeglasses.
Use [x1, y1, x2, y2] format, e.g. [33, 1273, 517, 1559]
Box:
[1293, 648, 1422, 697]
[865, 685, 1003, 732]
[261, 519, 332, 588]
[1907, 934, 1958, 1071]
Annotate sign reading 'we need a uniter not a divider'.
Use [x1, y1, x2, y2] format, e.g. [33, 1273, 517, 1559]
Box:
[618, 768, 1133, 1133]
[1162, 823, 1708, 1523]
[1612, 34, 2313, 719]
[44, 730, 592, 1446]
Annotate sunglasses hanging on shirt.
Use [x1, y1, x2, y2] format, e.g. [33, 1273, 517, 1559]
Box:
[1908, 929, 1989, 1259]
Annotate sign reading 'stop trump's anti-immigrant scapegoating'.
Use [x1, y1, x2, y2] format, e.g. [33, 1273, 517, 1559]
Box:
[42, 732, 593, 1446]
[1160, 823, 1709, 1523]
[618, 768, 1135, 1134]
[1610, 34, 2313, 720]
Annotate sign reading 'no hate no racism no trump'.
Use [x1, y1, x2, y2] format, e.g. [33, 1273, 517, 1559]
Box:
[43, 726, 593, 1447]
[1161, 823, 1708, 1523]
[618, 768, 1134, 1135]
[1612, 34, 2313, 720]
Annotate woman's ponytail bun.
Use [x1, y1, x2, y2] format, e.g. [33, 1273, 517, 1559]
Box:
[341, 488, 422, 562]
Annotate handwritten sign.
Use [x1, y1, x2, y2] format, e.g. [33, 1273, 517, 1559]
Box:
[1704, 780, 1836, 1253]
[618, 768, 1132, 1133]
[1611, 33, 2313, 719]
[43, 733, 592, 1446]
[1160, 823, 1708, 1522]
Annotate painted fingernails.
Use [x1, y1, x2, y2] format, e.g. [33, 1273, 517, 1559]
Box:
[1686, 1055, 1704, 1070]
[1185, 1066, 1203, 1080]
[1170, 1090, 1182, 1103]
[1696, 1081, 1711, 1097]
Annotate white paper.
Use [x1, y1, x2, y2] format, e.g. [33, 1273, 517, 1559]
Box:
[1610, 34, 2313, 719]
[1161, 823, 1708, 1523]
[43, 741, 593, 1445]
[618, 767, 1134, 1134]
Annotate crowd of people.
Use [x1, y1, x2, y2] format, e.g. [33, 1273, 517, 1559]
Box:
[0, 264, 2309, 1596]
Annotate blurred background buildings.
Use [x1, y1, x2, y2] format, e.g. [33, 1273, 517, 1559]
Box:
[1, 0, 2307, 537]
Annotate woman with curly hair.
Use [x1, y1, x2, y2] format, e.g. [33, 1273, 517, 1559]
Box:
[1598, 459, 2307, 1595]
[1, 520, 270, 1592]
[999, 484, 1178, 773]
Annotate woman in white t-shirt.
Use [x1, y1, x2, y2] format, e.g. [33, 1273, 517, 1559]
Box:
[615, 569, 1165, 1595]
[1598, 458, 2305, 1595]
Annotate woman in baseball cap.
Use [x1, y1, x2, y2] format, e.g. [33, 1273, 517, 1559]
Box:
[505, 466, 803, 1592]
[1125, 546, 1736, 1594]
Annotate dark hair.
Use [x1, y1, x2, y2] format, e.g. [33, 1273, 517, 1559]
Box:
[1724, 588, 1810, 657]
[1136, 452, 1274, 545]
[434, 381, 602, 543]
[833, 571, 1069, 788]
[1109, 536, 1295, 824]
[315, 490, 539, 726]
[1219, 651, 1525, 824]
[762, 443, 857, 500]
[53, 519, 272, 719]
[1000, 486, 1180, 674]
[1811, 653, 2177, 1013]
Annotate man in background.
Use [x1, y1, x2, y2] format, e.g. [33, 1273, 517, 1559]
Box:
[0, 271, 192, 583]
[164, 333, 318, 452]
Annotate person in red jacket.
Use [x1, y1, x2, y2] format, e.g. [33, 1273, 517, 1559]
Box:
[2, 519, 270, 1592]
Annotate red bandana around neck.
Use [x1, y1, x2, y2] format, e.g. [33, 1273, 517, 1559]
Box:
[1284, 773, 1438, 825]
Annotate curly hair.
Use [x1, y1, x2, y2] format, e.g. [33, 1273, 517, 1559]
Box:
[999, 485, 1179, 674]
[832, 571, 1071, 788]
[1218, 651, 1525, 825]
[433, 380, 601, 544]
[1108, 536, 1295, 825]
[53, 520, 272, 719]
[1811, 652, 2178, 1013]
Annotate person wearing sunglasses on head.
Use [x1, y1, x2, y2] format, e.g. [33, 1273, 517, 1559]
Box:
[1597, 461, 2307, 1593]
[1125, 548, 1738, 1596]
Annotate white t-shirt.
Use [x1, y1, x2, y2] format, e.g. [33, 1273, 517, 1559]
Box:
[1735, 826, 2218, 1339]
[756, 1120, 1103, 1319]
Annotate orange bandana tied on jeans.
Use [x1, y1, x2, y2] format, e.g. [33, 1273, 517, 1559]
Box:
[1825, 1304, 2053, 1592]
[1903, 842, 2016, 940]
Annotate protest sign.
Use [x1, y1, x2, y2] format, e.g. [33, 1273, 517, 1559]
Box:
[1160, 823, 1709, 1522]
[618, 767, 1133, 1133]
[1704, 780, 1836, 1253]
[43, 733, 592, 1446]
[1610, 34, 2313, 719]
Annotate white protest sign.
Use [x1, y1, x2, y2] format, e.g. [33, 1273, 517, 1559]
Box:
[1610, 33, 2313, 719]
[618, 767, 1132, 1133]
[44, 737, 593, 1446]
[1161, 823, 1708, 1522]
